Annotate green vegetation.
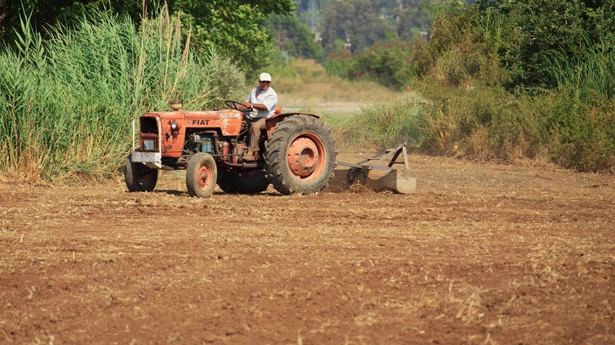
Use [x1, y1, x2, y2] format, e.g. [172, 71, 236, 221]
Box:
[0, 8, 245, 182]
[322, 0, 615, 172]
[176, 0, 295, 72]
[0, 0, 295, 73]
[263, 13, 323, 62]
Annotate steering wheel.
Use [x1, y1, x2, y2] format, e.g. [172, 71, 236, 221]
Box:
[224, 100, 251, 111]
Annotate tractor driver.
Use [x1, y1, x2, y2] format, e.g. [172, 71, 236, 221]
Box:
[241, 72, 278, 162]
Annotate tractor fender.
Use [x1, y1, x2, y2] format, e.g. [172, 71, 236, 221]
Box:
[265, 112, 319, 137]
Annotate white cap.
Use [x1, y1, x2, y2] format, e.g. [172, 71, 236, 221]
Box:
[259, 72, 272, 82]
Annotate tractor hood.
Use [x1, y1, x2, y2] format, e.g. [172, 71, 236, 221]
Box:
[143, 108, 244, 137]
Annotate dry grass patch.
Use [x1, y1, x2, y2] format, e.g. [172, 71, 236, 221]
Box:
[267, 59, 401, 113]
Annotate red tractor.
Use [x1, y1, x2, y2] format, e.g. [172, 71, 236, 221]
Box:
[123, 100, 337, 197]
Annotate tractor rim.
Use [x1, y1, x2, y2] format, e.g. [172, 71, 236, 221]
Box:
[287, 133, 326, 181]
[197, 164, 214, 191]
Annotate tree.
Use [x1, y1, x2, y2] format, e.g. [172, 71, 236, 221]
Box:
[264, 13, 323, 60]
[0, 0, 150, 43]
[0, 0, 295, 73]
[320, 0, 391, 55]
[473, 0, 612, 88]
[169, 0, 295, 72]
[394, 0, 433, 41]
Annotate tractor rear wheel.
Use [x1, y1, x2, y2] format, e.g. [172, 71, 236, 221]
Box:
[265, 115, 337, 195]
[124, 154, 158, 192]
[217, 169, 270, 194]
[186, 152, 217, 198]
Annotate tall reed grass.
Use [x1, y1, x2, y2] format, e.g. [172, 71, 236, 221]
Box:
[538, 35, 615, 171]
[548, 36, 615, 100]
[0, 7, 245, 182]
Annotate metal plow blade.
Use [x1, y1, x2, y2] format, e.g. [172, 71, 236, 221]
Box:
[337, 138, 416, 194]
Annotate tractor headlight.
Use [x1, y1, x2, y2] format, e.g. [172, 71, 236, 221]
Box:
[170, 120, 179, 130]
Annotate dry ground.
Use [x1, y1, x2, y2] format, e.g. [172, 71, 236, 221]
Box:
[1, 152, 614, 345]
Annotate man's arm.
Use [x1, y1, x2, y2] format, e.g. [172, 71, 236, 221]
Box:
[242, 101, 267, 111]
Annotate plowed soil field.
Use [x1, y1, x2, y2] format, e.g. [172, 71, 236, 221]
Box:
[1, 153, 614, 345]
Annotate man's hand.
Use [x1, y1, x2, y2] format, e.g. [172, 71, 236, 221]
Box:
[242, 101, 253, 109]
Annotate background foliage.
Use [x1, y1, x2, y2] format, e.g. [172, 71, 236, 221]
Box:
[263, 13, 323, 62]
[314, 0, 615, 172]
[0, 0, 295, 73]
[0, 7, 245, 181]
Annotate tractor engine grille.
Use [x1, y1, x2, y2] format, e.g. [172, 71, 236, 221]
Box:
[140, 117, 159, 151]
[140, 117, 158, 134]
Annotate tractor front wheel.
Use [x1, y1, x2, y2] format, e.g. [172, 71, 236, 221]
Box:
[124, 154, 158, 192]
[265, 115, 337, 195]
[186, 152, 218, 198]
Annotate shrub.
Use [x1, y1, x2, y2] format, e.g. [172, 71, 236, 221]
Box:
[545, 87, 615, 171]
[349, 40, 414, 90]
[338, 95, 424, 150]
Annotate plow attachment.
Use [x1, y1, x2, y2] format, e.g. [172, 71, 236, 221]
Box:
[337, 138, 416, 194]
